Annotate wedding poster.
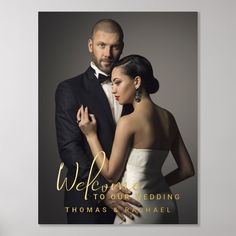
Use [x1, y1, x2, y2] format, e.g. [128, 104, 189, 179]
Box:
[39, 12, 198, 224]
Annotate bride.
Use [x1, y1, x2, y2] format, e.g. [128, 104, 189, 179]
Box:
[77, 55, 195, 224]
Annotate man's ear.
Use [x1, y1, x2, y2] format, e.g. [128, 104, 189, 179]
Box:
[134, 76, 142, 89]
[88, 39, 93, 53]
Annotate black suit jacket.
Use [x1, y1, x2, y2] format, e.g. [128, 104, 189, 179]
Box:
[55, 66, 133, 223]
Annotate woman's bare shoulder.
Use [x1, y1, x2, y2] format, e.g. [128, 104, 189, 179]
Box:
[116, 114, 136, 133]
[155, 104, 177, 127]
[155, 104, 174, 119]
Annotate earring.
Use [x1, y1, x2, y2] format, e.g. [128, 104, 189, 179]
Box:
[135, 89, 141, 102]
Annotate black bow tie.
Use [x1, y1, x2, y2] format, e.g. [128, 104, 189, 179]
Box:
[98, 74, 111, 84]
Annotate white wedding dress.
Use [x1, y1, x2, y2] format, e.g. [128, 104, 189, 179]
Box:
[114, 148, 179, 224]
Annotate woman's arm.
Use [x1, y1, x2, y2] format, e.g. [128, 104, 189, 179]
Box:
[164, 115, 195, 187]
[78, 106, 133, 183]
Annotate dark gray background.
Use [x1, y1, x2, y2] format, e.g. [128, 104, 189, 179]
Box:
[39, 12, 197, 224]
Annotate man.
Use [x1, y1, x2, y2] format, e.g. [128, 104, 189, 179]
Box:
[55, 19, 140, 224]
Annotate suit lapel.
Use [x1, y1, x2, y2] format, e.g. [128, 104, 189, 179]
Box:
[84, 67, 116, 129]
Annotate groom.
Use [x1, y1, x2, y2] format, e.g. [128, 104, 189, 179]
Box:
[55, 19, 140, 224]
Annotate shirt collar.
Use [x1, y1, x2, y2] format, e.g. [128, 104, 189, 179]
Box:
[90, 62, 108, 78]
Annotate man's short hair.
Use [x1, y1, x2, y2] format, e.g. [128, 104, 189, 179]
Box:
[91, 19, 124, 42]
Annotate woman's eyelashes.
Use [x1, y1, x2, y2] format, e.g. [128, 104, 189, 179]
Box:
[113, 80, 121, 86]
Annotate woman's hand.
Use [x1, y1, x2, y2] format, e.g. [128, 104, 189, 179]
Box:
[77, 105, 97, 138]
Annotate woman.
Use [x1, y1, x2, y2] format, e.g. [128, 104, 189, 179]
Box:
[77, 55, 195, 224]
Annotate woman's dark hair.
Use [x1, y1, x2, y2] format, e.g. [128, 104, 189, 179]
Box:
[113, 55, 159, 94]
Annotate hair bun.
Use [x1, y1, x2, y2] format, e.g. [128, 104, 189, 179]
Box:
[114, 54, 159, 94]
[145, 77, 159, 94]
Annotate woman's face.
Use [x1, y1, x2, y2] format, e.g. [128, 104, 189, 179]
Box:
[111, 66, 136, 105]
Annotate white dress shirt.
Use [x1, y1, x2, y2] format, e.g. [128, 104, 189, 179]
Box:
[90, 62, 123, 123]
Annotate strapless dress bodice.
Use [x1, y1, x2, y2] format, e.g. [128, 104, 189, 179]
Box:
[125, 148, 169, 173]
[121, 148, 169, 192]
[114, 148, 178, 224]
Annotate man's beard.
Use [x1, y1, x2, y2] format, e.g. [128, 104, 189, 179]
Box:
[91, 55, 116, 74]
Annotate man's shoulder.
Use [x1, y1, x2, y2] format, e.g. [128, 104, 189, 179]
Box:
[56, 68, 91, 90]
[59, 71, 87, 86]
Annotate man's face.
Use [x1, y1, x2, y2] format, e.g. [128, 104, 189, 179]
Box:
[88, 30, 123, 74]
